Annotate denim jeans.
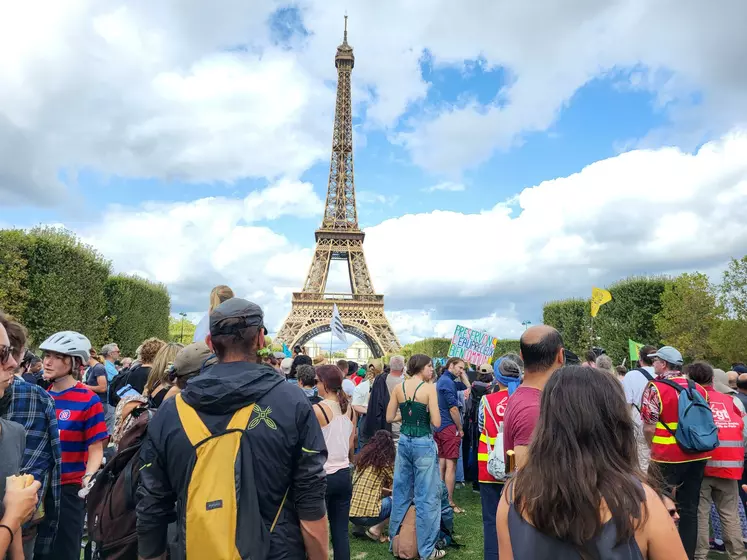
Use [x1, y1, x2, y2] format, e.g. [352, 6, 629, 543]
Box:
[480, 483, 504, 559]
[350, 496, 393, 527]
[389, 434, 441, 559]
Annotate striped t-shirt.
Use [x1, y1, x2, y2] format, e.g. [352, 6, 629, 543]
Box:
[48, 382, 108, 485]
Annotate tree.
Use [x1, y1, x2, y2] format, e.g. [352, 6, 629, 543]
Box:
[169, 316, 196, 344]
[721, 256, 747, 320]
[493, 340, 521, 362]
[654, 272, 720, 361]
[709, 319, 747, 368]
[107, 275, 170, 355]
[543, 299, 590, 356]
[0, 230, 30, 320]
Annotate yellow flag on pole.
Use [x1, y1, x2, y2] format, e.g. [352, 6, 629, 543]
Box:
[590, 287, 612, 317]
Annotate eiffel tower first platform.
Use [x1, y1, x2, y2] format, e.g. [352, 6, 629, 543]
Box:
[275, 18, 401, 358]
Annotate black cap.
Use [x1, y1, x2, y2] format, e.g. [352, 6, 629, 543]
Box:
[209, 298, 267, 336]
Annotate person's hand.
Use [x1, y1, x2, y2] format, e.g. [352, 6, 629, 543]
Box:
[463, 388, 471, 399]
[457, 429, 464, 438]
[2, 477, 41, 527]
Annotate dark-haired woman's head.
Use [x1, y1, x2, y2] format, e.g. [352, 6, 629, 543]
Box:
[289, 354, 312, 379]
[407, 354, 433, 380]
[684, 361, 714, 386]
[514, 365, 645, 548]
[316, 364, 348, 413]
[355, 430, 395, 474]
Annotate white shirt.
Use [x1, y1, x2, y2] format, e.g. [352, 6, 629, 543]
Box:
[193, 313, 209, 343]
[352, 380, 371, 407]
[623, 366, 654, 409]
[341, 378, 356, 398]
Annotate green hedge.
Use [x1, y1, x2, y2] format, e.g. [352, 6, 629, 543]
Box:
[493, 339, 521, 361]
[543, 276, 670, 364]
[399, 338, 451, 360]
[0, 227, 171, 353]
[106, 275, 170, 356]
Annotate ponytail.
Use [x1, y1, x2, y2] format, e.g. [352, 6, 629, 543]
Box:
[336, 387, 349, 415]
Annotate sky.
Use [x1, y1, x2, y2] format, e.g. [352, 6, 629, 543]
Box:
[2, 0, 747, 348]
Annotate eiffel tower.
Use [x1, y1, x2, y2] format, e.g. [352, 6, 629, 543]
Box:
[275, 17, 401, 358]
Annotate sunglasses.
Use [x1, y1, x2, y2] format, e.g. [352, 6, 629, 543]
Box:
[0, 344, 16, 365]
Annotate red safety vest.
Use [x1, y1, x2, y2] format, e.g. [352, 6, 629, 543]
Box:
[704, 387, 744, 479]
[650, 377, 712, 464]
[478, 389, 509, 483]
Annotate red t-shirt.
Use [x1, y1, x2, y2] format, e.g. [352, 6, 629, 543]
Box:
[503, 386, 542, 454]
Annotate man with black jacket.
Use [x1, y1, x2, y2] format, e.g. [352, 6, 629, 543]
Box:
[361, 370, 391, 444]
[136, 298, 329, 560]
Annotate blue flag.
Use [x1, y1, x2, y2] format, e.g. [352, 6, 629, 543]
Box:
[282, 343, 292, 358]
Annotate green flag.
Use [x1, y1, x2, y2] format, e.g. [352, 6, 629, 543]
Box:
[629, 339, 644, 363]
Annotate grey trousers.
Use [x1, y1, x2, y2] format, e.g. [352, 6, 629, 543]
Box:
[696, 476, 746, 560]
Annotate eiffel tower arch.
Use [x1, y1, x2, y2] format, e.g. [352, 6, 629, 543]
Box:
[276, 17, 401, 358]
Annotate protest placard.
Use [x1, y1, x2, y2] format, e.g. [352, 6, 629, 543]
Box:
[447, 324, 498, 366]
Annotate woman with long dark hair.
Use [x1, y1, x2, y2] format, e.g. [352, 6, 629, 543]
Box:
[313, 364, 356, 560]
[350, 430, 396, 542]
[497, 365, 685, 559]
[386, 354, 444, 559]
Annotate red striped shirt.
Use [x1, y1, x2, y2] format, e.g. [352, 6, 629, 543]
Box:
[48, 382, 108, 485]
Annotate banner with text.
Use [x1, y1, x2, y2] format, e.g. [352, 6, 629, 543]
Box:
[447, 325, 498, 366]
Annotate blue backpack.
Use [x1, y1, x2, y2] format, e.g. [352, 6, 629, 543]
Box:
[659, 378, 719, 453]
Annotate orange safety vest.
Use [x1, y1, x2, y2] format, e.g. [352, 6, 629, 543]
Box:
[704, 387, 745, 480]
[478, 389, 509, 483]
[650, 377, 712, 464]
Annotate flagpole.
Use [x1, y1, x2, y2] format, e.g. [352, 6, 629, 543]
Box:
[329, 329, 333, 360]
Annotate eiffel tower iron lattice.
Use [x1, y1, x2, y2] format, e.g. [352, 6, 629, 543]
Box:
[276, 17, 401, 358]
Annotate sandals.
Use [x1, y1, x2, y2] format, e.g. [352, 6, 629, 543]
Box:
[365, 529, 389, 543]
[450, 504, 466, 514]
[429, 550, 447, 559]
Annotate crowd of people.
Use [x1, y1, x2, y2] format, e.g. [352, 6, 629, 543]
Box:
[0, 283, 745, 559]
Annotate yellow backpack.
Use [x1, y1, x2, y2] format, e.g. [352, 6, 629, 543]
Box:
[175, 394, 276, 559]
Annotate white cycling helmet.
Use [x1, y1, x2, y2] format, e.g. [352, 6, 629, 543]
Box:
[39, 331, 91, 364]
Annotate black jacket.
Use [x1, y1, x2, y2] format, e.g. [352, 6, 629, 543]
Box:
[136, 361, 328, 559]
[362, 373, 391, 440]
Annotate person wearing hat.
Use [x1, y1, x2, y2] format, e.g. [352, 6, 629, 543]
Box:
[476, 357, 521, 559]
[137, 298, 329, 560]
[640, 345, 710, 559]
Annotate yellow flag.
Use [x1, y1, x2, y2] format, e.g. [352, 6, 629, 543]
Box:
[590, 287, 612, 317]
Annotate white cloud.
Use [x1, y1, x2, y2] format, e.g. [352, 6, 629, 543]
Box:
[357, 191, 399, 206]
[47, 131, 747, 343]
[363, 131, 747, 319]
[3, 0, 747, 204]
[422, 182, 466, 193]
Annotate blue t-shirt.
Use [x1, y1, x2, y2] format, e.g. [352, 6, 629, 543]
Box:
[436, 371, 466, 432]
[84, 363, 108, 405]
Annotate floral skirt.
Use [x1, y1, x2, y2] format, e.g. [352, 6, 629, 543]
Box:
[710, 499, 747, 541]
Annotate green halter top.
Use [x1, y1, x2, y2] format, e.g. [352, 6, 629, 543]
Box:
[399, 381, 431, 437]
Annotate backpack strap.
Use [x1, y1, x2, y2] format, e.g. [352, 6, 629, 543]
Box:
[175, 394, 211, 446]
[656, 378, 687, 439]
[636, 367, 655, 382]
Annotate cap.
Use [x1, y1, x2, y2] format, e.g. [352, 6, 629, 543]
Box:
[173, 342, 215, 379]
[497, 358, 522, 379]
[209, 298, 267, 336]
[478, 363, 493, 374]
[648, 346, 683, 366]
[280, 357, 293, 375]
[734, 364, 747, 374]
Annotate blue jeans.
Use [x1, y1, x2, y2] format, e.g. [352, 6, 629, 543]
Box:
[389, 434, 441, 559]
[350, 496, 393, 527]
[480, 483, 504, 559]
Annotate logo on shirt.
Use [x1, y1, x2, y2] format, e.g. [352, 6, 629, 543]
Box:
[59, 409, 71, 421]
[247, 405, 277, 430]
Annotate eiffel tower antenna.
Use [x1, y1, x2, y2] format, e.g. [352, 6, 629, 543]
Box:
[276, 16, 401, 358]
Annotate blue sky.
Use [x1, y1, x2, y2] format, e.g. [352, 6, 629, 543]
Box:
[1, 1, 746, 348]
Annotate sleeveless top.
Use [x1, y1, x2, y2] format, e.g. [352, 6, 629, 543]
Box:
[507, 482, 644, 560]
[318, 400, 354, 475]
[399, 381, 431, 438]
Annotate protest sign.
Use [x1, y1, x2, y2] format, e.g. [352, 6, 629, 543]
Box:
[447, 324, 498, 366]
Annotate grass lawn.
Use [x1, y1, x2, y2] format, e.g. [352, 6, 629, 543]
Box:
[349, 484, 484, 559]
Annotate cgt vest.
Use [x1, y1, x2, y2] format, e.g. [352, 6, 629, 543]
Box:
[704, 387, 745, 480]
[650, 377, 712, 464]
[478, 389, 509, 483]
